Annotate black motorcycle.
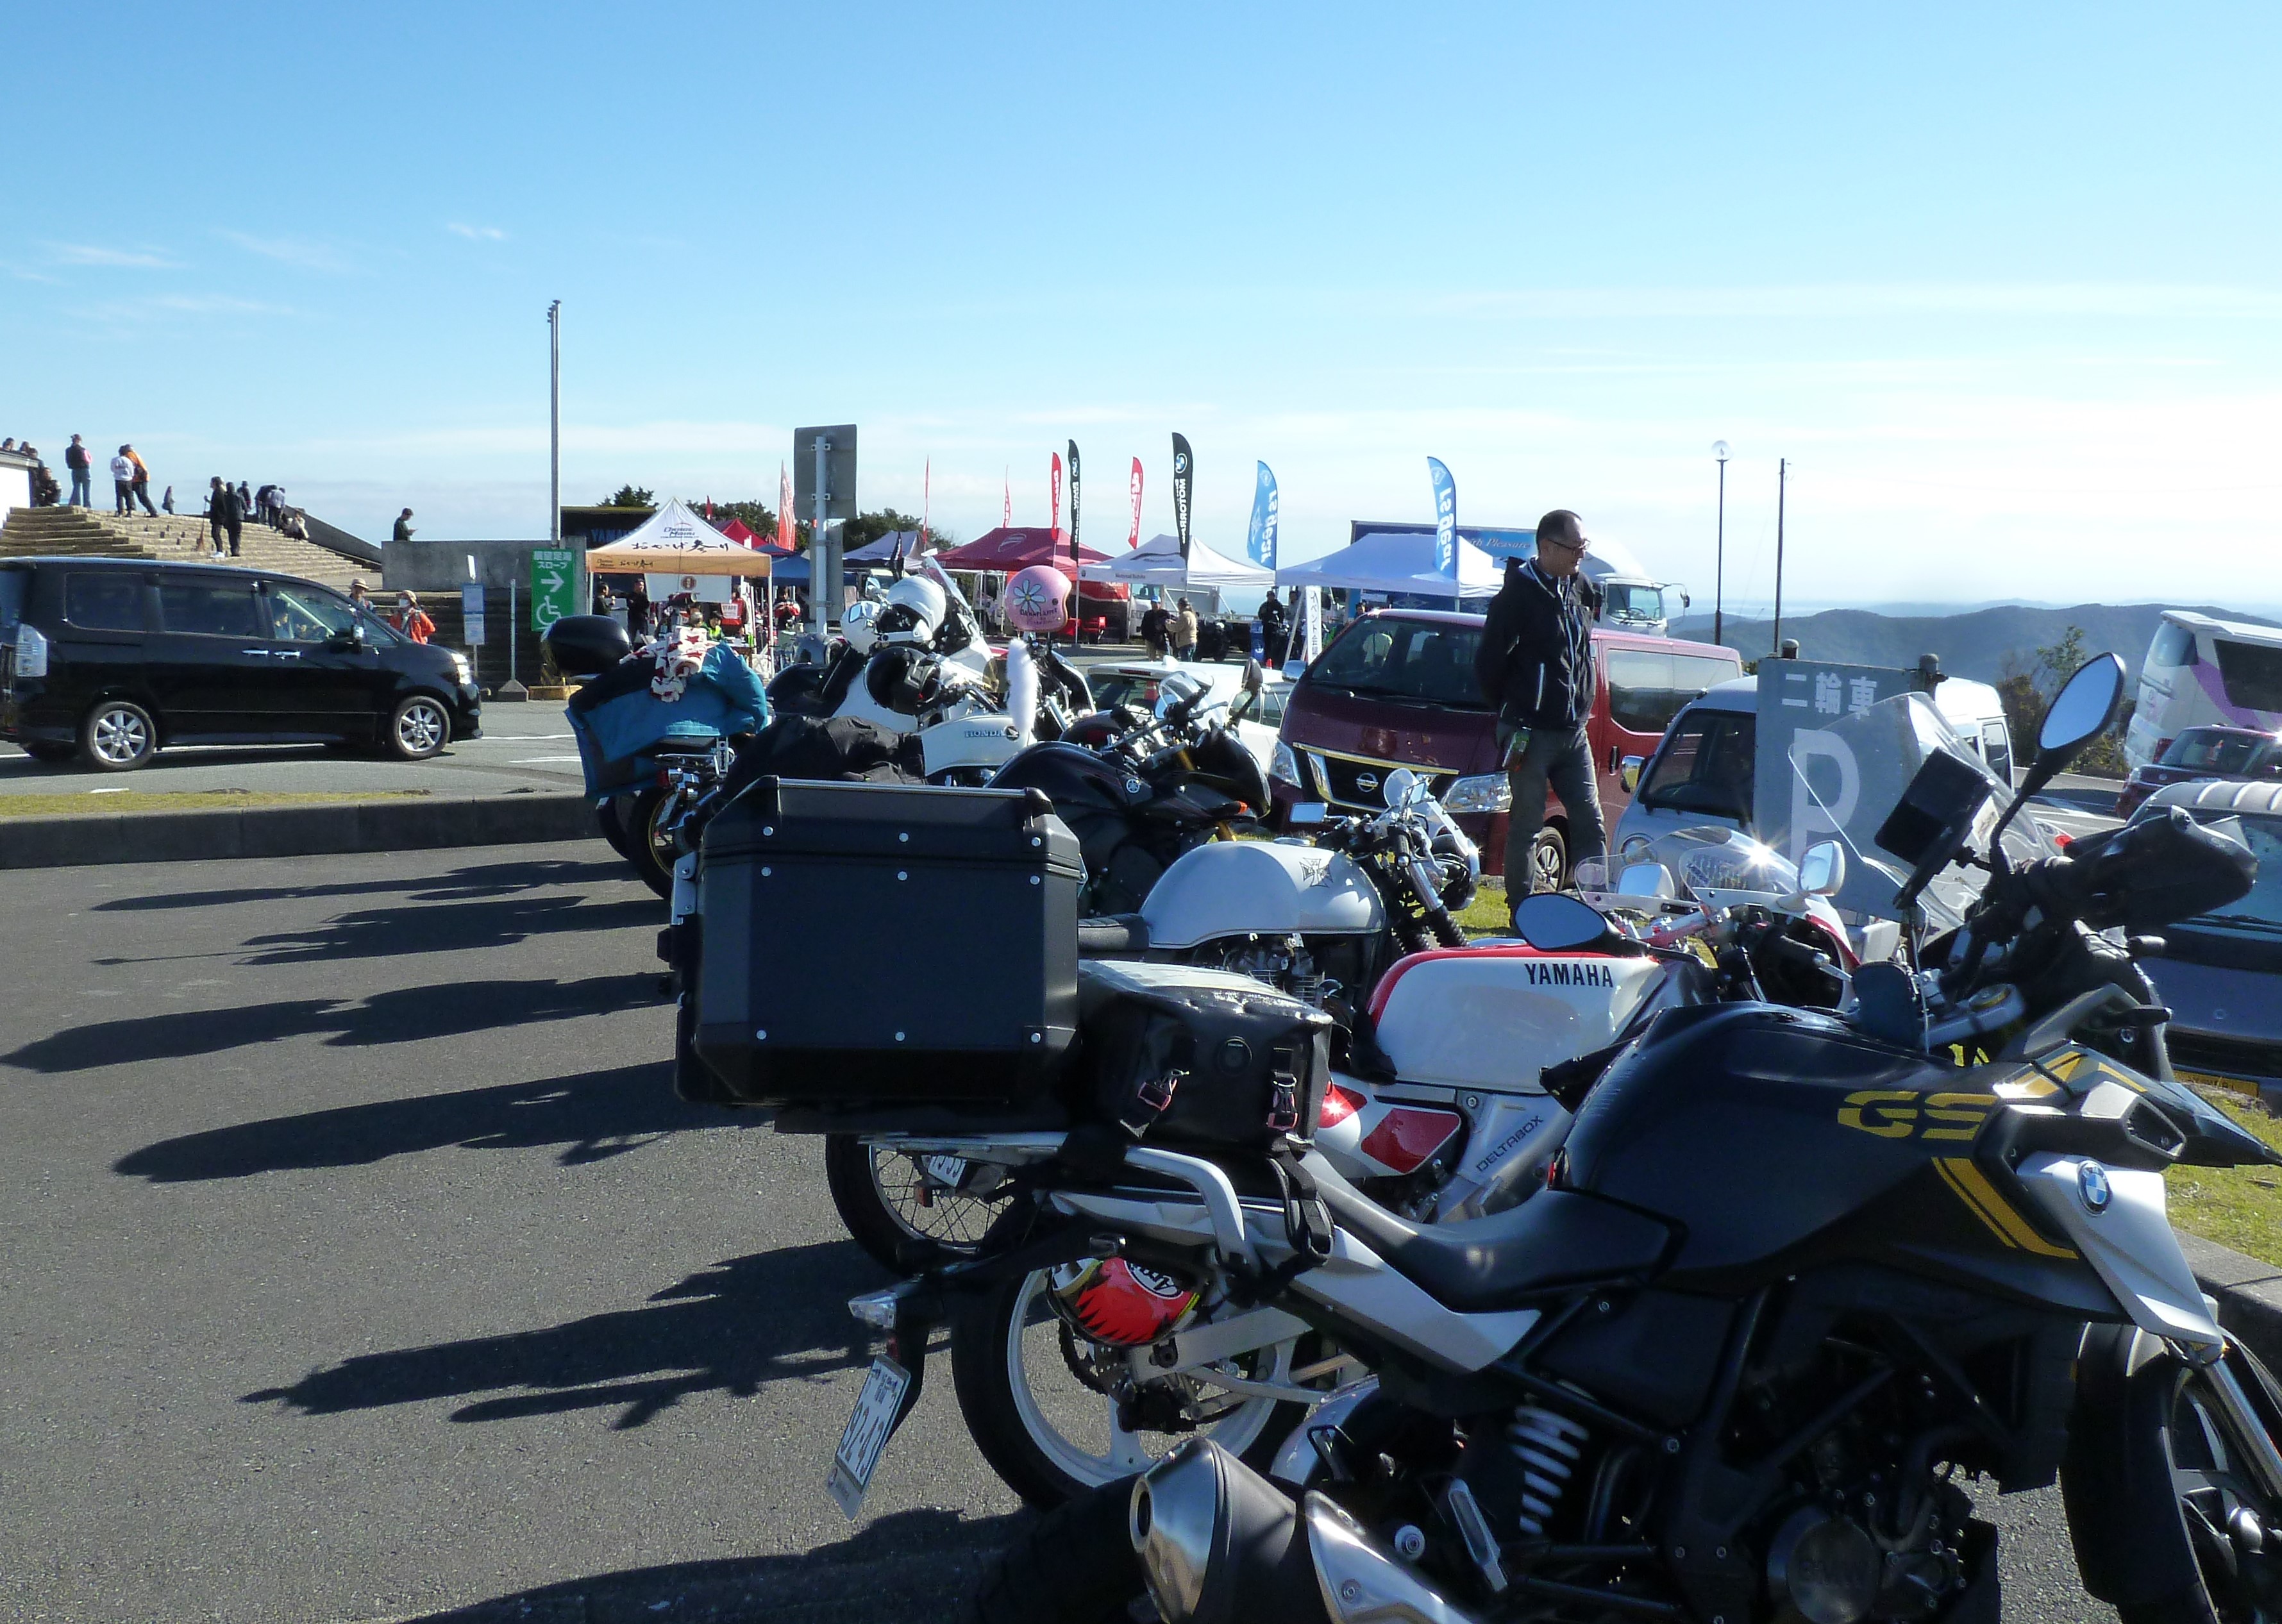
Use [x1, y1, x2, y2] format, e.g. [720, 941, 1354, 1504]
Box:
[845, 655, 2282, 1624]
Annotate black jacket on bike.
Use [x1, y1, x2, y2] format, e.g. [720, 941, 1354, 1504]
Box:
[1472, 557, 1602, 731]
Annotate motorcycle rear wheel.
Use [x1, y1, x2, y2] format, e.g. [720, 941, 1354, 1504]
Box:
[629, 786, 675, 898]
[950, 1266, 1311, 1509]
[2120, 1350, 2282, 1624]
[594, 794, 642, 862]
[823, 1135, 1013, 1272]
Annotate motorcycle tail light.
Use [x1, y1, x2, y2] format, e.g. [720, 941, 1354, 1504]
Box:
[1319, 1084, 1364, 1129]
[1358, 1107, 1463, 1174]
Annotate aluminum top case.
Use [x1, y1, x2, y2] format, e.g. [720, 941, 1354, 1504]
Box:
[691, 776, 1084, 1109]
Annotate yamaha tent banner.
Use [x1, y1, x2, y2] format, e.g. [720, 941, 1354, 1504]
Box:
[1171, 433, 1195, 562]
[1427, 456, 1458, 581]
[1245, 460, 1280, 571]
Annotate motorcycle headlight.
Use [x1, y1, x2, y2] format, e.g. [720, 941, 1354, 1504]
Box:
[1441, 773, 1511, 815]
[1270, 738, 1302, 788]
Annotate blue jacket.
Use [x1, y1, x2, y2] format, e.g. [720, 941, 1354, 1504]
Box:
[567, 644, 769, 796]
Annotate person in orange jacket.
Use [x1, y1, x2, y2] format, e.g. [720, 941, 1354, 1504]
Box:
[392, 590, 435, 643]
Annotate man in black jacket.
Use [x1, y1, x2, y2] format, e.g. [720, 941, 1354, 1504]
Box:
[1472, 508, 1605, 906]
[64, 435, 90, 507]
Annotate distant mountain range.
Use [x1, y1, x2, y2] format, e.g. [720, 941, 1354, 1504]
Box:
[1668, 603, 2278, 685]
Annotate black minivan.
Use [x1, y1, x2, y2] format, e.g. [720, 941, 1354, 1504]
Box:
[0, 557, 482, 771]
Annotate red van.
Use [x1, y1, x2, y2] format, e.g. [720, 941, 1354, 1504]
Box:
[1268, 608, 1743, 884]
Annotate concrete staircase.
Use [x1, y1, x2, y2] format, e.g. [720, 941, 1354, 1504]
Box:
[0, 504, 369, 587]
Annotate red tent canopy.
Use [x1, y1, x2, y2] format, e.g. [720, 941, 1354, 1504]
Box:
[716, 517, 756, 544]
[934, 526, 1112, 572]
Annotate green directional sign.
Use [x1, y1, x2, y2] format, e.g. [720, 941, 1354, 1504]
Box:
[531, 548, 578, 631]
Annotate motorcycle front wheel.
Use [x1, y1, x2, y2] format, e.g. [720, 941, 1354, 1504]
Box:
[823, 1135, 1014, 1272]
[950, 1266, 1315, 1509]
[2123, 1348, 2282, 1624]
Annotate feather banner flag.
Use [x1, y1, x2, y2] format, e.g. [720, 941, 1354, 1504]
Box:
[1427, 456, 1458, 581]
[1245, 462, 1280, 571]
[1127, 457, 1144, 548]
[1051, 452, 1063, 535]
[1067, 440, 1082, 578]
[1171, 433, 1194, 562]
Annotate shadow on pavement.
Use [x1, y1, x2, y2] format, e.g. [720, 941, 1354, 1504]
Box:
[413, 1505, 1025, 1623]
[114, 1059, 732, 1180]
[91, 855, 632, 914]
[245, 1241, 885, 1430]
[231, 892, 662, 964]
[5, 973, 662, 1073]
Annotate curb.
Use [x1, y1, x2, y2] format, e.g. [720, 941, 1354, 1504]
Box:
[2182, 1232, 2282, 1370]
[0, 792, 596, 869]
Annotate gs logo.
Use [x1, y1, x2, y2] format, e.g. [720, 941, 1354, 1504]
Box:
[1838, 1090, 1995, 1143]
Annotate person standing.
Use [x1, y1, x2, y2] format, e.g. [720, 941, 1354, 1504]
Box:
[109, 447, 135, 515]
[236, 481, 253, 524]
[161, 485, 174, 514]
[349, 578, 373, 614]
[1173, 598, 1200, 661]
[124, 446, 157, 515]
[206, 476, 244, 557]
[1256, 589, 1289, 664]
[392, 590, 434, 642]
[1472, 508, 1607, 905]
[392, 507, 415, 543]
[64, 435, 90, 507]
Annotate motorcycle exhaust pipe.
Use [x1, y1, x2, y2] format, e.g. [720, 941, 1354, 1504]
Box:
[1130, 1439, 1326, 1624]
[1130, 1439, 1484, 1623]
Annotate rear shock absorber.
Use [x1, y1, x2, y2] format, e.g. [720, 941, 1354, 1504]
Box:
[1506, 1405, 1590, 1536]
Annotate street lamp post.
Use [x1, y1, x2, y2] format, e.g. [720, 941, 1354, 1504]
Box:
[1772, 456, 1788, 658]
[547, 301, 562, 544]
[1711, 440, 1729, 646]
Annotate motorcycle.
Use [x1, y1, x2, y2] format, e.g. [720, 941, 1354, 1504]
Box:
[847, 655, 2282, 1624]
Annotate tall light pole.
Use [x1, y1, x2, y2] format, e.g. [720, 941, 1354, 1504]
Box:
[546, 301, 562, 543]
[1772, 457, 1788, 658]
[1711, 440, 1729, 647]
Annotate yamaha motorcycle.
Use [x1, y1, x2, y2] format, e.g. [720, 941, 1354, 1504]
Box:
[841, 655, 2282, 1624]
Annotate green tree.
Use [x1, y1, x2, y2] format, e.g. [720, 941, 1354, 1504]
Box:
[599, 485, 655, 508]
[841, 508, 927, 552]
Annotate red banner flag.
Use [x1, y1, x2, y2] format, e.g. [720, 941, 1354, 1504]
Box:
[1003, 468, 1011, 529]
[1127, 456, 1144, 548]
[1050, 453, 1063, 536]
[779, 463, 794, 549]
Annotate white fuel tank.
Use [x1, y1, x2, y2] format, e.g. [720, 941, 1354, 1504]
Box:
[1369, 948, 1663, 1093]
[1139, 839, 1386, 950]
[918, 712, 1023, 777]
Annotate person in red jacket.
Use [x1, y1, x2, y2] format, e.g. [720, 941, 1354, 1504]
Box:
[392, 590, 435, 643]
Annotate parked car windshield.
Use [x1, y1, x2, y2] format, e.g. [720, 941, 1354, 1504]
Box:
[2163, 729, 2275, 774]
[1639, 710, 1755, 821]
[1307, 617, 1485, 708]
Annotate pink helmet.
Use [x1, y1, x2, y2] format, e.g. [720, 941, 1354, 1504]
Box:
[1003, 564, 1071, 633]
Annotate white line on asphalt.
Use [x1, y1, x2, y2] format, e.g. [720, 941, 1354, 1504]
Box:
[512, 755, 583, 764]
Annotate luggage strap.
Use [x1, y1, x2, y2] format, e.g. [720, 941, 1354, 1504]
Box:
[1117, 1069, 1184, 1140]
[1246, 1142, 1333, 1298]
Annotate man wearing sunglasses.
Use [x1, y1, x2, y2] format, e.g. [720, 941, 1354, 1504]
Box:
[1473, 508, 1606, 910]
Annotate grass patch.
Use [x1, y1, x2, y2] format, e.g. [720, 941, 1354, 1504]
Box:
[2167, 1091, 2282, 1268]
[0, 789, 433, 819]
[1456, 875, 1511, 938]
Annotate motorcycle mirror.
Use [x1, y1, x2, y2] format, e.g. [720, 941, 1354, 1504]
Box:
[1616, 862, 1677, 900]
[1241, 658, 1265, 694]
[2038, 653, 2126, 758]
[1511, 892, 1620, 953]
[1799, 841, 1847, 896]
[1379, 768, 1425, 808]
[1288, 801, 1328, 826]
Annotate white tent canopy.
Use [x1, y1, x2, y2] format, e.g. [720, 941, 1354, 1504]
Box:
[1275, 530, 1502, 601]
[583, 499, 771, 601]
[1079, 532, 1274, 596]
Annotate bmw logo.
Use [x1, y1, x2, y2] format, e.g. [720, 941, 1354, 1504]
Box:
[2078, 1161, 2112, 1214]
[1355, 771, 1380, 794]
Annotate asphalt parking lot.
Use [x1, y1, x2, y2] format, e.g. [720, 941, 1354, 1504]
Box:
[0, 840, 2118, 1623]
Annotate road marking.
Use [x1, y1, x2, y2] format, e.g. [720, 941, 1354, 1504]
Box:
[512, 755, 583, 764]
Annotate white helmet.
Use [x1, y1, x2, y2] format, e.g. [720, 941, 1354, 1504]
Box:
[876, 574, 946, 646]
[842, 598, 884, 654]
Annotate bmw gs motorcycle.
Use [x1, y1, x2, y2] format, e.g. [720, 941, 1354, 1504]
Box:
[837, 655, 2282, 1624]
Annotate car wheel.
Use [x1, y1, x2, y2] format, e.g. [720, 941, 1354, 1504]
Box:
[1526, 825, 1567, 895]
[386, 695, 450, 760]
[79, 699, 158, 772]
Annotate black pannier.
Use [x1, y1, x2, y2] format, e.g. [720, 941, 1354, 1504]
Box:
[690, 777, 1083, 1107]
[1075, 961, 1332, 1151]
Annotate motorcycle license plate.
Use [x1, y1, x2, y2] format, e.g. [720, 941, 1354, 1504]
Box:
[923, 1155, 968, 1189]
[826, 1355, 910, 1518]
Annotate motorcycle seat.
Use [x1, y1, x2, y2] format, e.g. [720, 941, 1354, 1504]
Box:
[1301, 1153, 1674, 1312]
[1077, 915, 1150, 956]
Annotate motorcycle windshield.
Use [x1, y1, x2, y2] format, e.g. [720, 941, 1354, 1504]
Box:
[1784, 692, 2056, 930]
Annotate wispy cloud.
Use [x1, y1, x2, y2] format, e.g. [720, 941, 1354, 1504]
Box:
[218, 231, 355, 274]
[1422, 283, 2282, 322]
[446, 223, 507, 242]
[45, 242, 184, 269]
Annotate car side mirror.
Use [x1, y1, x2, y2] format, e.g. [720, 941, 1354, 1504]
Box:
[1619, 754, 1646, 794]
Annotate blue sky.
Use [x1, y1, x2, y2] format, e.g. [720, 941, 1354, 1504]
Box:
[6, 1, 2278, 610]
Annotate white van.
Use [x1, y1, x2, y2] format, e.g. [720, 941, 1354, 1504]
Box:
[2125, 611, 2282, 770]
[1608, 673, 2016, 855]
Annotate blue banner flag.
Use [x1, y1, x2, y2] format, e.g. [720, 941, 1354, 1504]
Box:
[1245, 462, 1280, 570]
[1427, 456, 1458, 580]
